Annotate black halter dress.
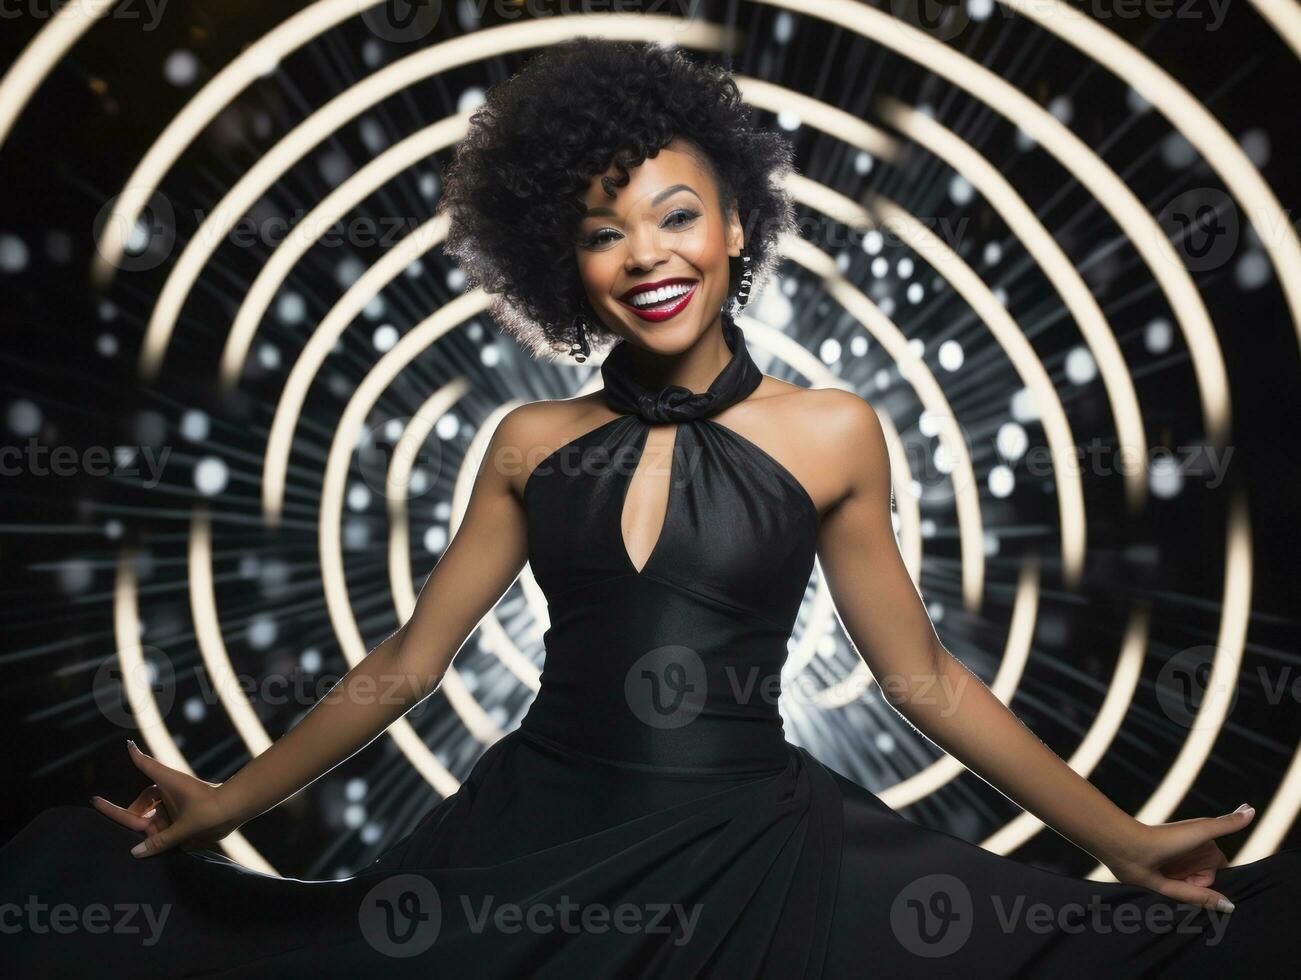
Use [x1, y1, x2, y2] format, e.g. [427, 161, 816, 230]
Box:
[3, 312, 1299, 977]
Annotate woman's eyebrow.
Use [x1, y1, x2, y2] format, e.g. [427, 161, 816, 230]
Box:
[583, 183, 702, 218]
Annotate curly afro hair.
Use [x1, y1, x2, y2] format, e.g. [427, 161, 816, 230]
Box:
[437, 38, 799, 361]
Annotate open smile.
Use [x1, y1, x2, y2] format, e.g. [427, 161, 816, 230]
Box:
[618, 279, 698, 322]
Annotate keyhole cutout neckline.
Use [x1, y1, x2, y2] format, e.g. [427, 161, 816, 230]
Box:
[521, 313, 819, 581]
[521, 411, 822, 582]
[600, 312, 764, 577]
[617, 422, 680, 576]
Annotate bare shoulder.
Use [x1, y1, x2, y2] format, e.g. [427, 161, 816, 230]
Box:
[723, 378, 888, 514]
[750, 378, 886, 458]
[501, 388, 613, 433]
[493, 392, 617, 493]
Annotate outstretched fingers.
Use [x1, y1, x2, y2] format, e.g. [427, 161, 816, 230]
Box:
[131, 822, 182, 858]
[89, 741, 180, 841]
[91, 792, 158, 832]
[1155, 876, 1235, 914]
[1207, 804, 1256, 839]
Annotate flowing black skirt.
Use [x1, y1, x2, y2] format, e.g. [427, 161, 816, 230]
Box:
[3, 728, 1297, 978]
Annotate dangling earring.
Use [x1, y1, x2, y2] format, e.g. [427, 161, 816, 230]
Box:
[736, 249, 754, 307]
[569, 311, 590, 363]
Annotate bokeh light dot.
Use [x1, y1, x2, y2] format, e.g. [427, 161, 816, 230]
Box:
[949, 175, 974, 206]
[257, 343, 280, 370]
[996, 422, 1028, 460]
[276, 292, 306, 324]
[938, 339, 964, 371]
[1065, 347, 1097, 385]
[194, 457, 229, 496]
[8, 399, 42, 436]
[347, 484, 371, 512]
[1235, 251, 1271, 290]
[248, 615, 277, 650]
[424, 525, 448, 554]
[1150, 454, 1184, 499]
[163, 50, 199, 87]
[436, 413, 460, 440]
[343, 804, 366, 829]
[989, 465, 1015, 498]
[1144, 318, 1173, 354]
[1010, 388, 1039, 422]
[0, 233, 30, 273]
[180, 409, 210, 442]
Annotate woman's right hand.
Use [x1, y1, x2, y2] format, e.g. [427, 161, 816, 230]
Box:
[91, 739, 245, 858]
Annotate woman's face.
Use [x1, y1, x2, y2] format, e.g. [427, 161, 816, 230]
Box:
[574, 137, 743, 356]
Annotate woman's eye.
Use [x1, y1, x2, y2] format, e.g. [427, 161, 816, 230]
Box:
[580, 209, 698, 249]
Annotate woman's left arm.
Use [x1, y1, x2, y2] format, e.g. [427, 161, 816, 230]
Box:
[812, 391, 1253, 913]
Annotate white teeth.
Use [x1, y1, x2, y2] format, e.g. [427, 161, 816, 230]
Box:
[629, 283, 693, 308]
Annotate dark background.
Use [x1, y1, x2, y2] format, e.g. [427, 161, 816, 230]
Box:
[1, 0, 1297, 878]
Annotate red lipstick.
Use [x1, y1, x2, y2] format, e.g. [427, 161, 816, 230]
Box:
[618, 278, 698, 322]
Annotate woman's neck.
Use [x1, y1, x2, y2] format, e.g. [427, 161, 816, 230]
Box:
[622, 314, 731, 394]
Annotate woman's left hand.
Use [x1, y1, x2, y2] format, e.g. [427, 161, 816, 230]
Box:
[91, 740, 241, 857]
[1102, 804, 1256, 912]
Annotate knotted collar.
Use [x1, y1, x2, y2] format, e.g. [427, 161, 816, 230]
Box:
[600, 311, 763, 423]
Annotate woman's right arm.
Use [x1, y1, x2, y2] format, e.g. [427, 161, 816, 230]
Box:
[106, 406, 537, 856]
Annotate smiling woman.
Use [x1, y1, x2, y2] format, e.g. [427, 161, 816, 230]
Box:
[3, 34, 1300, 980]
[576, 146, 738, 347]
[435, 37, 796, 361]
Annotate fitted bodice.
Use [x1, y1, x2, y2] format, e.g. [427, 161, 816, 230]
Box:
[523, 414, 818, 628]
[515, 315, 820, 773]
